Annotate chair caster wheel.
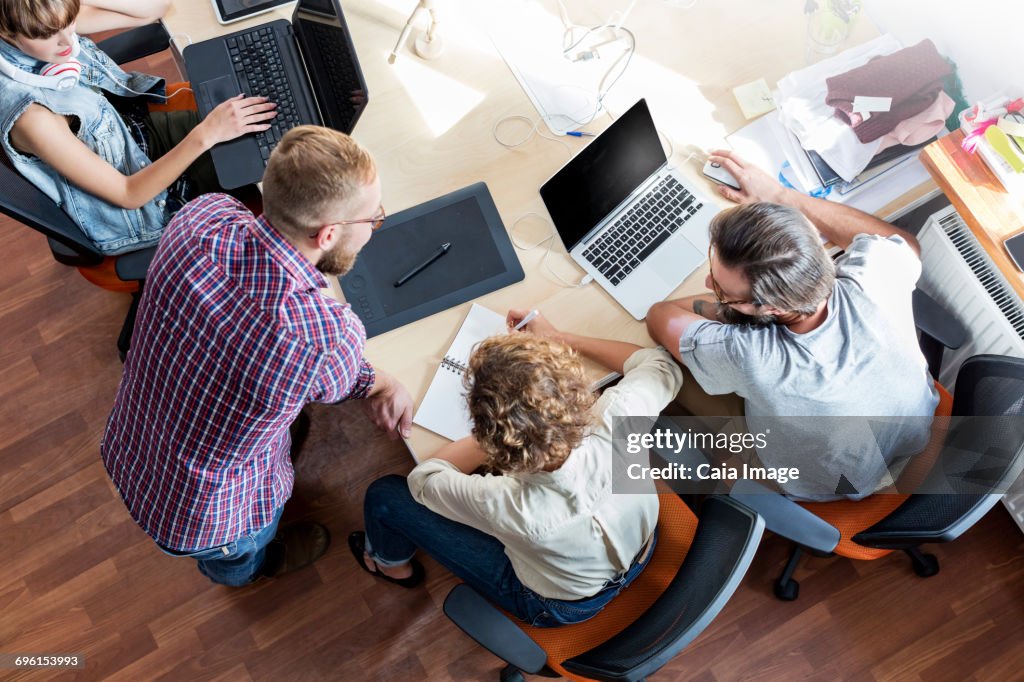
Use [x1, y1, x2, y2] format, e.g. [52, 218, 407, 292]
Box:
[911, 552, 940, 577]
[500, 664, 525, 682]
[774, 579, 799, 601]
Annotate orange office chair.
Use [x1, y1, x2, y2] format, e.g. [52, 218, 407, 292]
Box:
[734, 355, 1024, 601]
[443, 493, 764, 682]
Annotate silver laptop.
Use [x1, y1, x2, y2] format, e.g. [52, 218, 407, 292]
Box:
[540, 99, 714, 320]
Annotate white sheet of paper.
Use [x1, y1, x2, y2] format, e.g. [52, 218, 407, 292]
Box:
[727, 111, 933, 217]
[413, 304, 508, 445]
[480, 1, 613, 134]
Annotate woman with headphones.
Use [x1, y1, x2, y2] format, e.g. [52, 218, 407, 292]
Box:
[0, 0, 278, 254]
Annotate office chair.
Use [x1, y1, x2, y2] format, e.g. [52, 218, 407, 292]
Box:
[443, 493, 764, 682]
[912, 287, 967, 381]
[735, 354, 1024, 602]
[0, 24, 261, 360]
[0, 24, 174, 358]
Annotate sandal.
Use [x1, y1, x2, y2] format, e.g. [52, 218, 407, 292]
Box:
[348, 531, 425, 588]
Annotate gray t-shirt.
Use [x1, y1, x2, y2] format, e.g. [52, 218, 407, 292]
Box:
[680, 233, 939, 500]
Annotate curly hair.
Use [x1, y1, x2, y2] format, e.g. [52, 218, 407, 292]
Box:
[465, 334, 595, 475]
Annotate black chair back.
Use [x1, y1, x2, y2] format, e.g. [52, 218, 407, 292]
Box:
[854, 355, 1024, 548]
[0, 148, 103, 265]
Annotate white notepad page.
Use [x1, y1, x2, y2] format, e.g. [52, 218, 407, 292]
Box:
[413, 304, 508, 442]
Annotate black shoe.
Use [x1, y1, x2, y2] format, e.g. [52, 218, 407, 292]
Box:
[289, 411, 311, 461]
[261, 522, 331, 577]
[348, 531, 425, 588]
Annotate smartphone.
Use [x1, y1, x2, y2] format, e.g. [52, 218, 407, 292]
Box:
[1005, 231, 1024, 272]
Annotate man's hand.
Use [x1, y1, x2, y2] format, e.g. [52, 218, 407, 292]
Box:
[709, 150, 920, 254]
[363, 372, 413, 440]
[708, 149, 791, 205]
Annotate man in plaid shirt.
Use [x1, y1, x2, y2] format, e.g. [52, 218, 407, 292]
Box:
[101, 126, 413, 586]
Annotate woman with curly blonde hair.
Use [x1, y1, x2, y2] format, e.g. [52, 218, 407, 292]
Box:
[350, 310, 683, 627]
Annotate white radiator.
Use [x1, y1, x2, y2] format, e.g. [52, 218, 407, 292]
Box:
[918, 205, 1024, 533]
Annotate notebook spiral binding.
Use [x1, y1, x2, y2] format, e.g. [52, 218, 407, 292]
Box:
[440, 356, 468, 374]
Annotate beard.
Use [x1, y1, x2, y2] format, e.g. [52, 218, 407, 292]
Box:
[316, 242, 358, 276]
[717, 303, 777, 327]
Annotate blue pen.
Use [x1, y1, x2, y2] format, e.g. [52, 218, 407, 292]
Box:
[565, 131, 596, 137]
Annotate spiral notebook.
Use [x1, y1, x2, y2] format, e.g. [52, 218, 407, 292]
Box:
[413, 304, 508, 442]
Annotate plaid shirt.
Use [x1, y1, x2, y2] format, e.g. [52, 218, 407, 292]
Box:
[101, 194, 375, 551]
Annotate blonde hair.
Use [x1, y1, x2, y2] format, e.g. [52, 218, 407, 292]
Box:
[261, 125, 377, 240]
[0, 0, 79, 40]
[465, 334, 595, 474]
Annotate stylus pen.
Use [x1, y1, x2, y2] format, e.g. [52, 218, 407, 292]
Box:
[394, 242, 451, 287]
[513, 309, 539, 331]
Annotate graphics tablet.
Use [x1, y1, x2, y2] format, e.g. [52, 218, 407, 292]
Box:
[340, 183, 524, 337]
[211, 0, 295, 24]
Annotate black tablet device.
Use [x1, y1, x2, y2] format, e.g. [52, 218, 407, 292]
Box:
[1006, 231, 1024, 272]
[211, 0, 294, 25]
[340, 182, 524, 338]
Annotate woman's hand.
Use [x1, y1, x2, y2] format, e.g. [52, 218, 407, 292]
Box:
[507, 309, 561, 340]
[196, 95, 278, 148]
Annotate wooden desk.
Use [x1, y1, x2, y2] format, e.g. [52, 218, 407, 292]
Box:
[920, 131, 1024, 302]
[162, 1, 931, 459]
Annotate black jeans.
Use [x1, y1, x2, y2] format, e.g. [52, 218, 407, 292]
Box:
[144, 109, 221, 198]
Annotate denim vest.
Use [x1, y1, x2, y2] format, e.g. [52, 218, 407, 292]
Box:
[0, 36, 170, 255]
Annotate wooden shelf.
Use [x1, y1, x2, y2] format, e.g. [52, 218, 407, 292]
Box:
[919, 131, 1024, 301]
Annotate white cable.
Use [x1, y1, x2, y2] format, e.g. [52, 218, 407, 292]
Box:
[88, 51, 192, 101]
[556, 26, 636, 129]
[548, 0, 638, 129]
[656, 126, 675, 162]
[169, 31, 193, 54]
[492, 115, 572, 156]
[609, 0, 639, 30]
[508, 212, 594, 288]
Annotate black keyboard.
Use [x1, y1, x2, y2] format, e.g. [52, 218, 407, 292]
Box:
[305, 21, 360, 132]
[581, 176, 702, 287]
[227, 28, 304, 161]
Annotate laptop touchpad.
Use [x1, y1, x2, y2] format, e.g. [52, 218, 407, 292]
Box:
[199, 75, 238, 115]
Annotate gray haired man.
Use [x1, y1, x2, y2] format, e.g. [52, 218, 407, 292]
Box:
[646, 150, 938, 501]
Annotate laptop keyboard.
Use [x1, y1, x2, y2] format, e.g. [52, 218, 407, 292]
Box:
[581, 176, 703, 287]
[227, 28, 304, 161]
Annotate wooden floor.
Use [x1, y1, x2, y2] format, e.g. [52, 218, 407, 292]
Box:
[2, 50, 1024, 682]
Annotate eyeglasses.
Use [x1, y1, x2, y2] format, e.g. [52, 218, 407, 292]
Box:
[708, 245, 762, 307]
[310, 204, 386, 237]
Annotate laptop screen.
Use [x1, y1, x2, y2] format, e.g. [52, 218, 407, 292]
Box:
[540, 99, 666, 251]
[293, 0, 368, 134]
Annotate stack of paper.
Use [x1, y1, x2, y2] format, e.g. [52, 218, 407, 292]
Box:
[727, 35, 941, 216]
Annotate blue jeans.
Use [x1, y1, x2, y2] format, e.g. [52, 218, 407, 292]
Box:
[363, 475, 655, 628]
[157, 505, 285, 586]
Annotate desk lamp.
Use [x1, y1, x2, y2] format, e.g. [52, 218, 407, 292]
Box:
[388, 0, 444, 64]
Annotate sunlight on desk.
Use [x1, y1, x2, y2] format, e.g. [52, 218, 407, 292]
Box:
[390, 57, 485, 137]
[610, 52, 726, 149]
